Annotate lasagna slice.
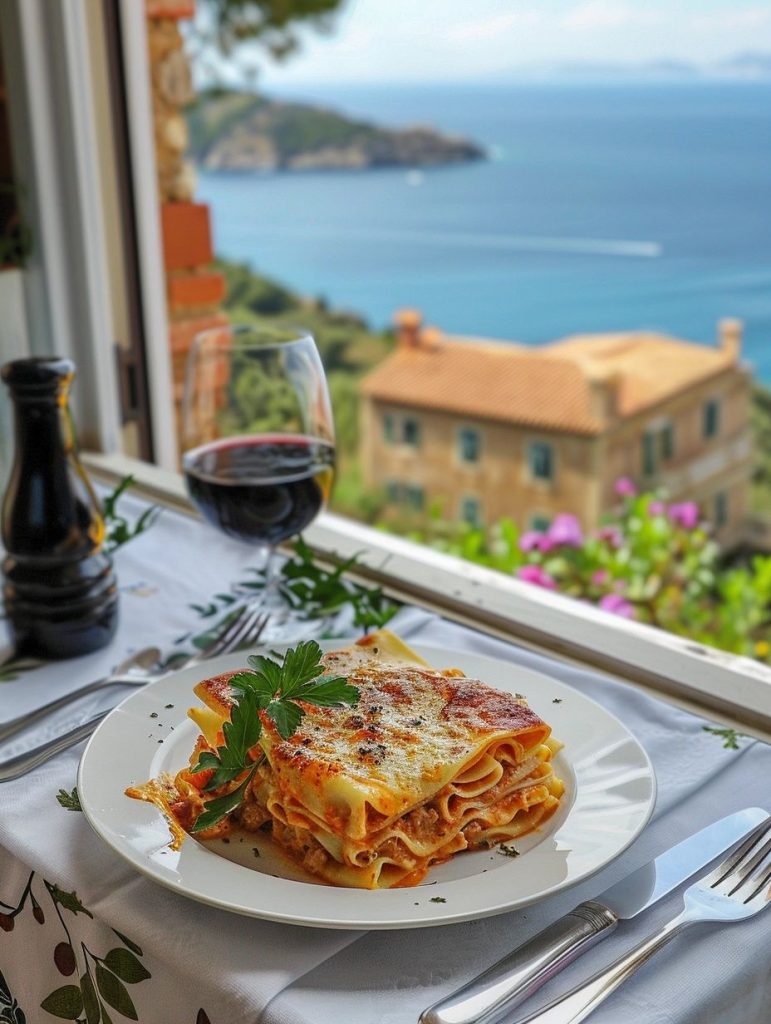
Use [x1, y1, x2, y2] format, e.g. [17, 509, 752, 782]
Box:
[186, 630, 564, 888]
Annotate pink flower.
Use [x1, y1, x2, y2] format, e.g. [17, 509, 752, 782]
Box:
[591, 569, 609, 586]
[668, 502, 700, 530]
[517, 565, 557, 590]
[547, 513, 583, 548]
[596, 525, 623, 549]
[614, 477, 637, 498]
[599, 593, 636, 618]
[519, 531, 549, 553]
[648, 500, 666, 516]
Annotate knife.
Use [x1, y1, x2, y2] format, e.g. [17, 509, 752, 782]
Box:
[419, 806, 767, 1024]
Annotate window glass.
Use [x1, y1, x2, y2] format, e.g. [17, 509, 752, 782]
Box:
[461, 496, 482, 527]
[660, 423, 675, 460]
[385, 480, 400, 503]
[703, 399, 721, 439]
[458, 427, 481, 463]
[642, 431, 657, 476]
[530, 513, 551, 532]
[383, 413, 395, 443]
[528, 442, 553, 481]
[405, 483, 424, 511]
[715, 491, 728, 527]
[403, 417, 421, 447]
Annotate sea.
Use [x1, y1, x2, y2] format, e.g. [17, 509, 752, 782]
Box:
[197, 81, 771, 378]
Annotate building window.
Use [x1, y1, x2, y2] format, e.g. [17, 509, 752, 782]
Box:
[703, 399, 721, 439]
[403, 416, 421, 447]
[383, 413, 396, 444]
[460, 496, 482, 527]
[530, 513, 551, 532]
[642, 431, 657, 476]
[385, 479, 400, 503]
[660, 423, 675, 461]
[715, 491, 728, 528]
[405, 484, 424, 511]
[528, 441, 554, 481]
[458, 427, 481, 464]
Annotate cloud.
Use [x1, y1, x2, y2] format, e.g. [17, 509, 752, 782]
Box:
[562, 1, 664, 31]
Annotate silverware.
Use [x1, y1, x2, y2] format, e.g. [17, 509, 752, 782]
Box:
[0, 647, 162, 744]
[419, 807, 768, 1024]
[0, 605, 269, 782]
[515, 815, 771, 1024]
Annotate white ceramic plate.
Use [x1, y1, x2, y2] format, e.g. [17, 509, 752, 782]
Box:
[78, 643, 656, 929]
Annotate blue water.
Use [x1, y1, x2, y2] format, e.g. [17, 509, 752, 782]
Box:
[197, 82, 771, 377]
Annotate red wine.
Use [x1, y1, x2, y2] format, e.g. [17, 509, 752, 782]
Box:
[183, 435, 335, 545]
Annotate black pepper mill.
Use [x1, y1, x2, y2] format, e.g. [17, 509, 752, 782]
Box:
[1, 357, 118, 658]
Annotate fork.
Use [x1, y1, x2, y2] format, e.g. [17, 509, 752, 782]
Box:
[0, 605, 269, 782]
[0, 604, 266, 745]
[515, 816, 771, 1024]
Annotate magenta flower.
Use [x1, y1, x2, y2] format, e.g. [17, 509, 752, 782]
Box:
[648, 500, 666, 516]
[668, 502, 700, 529]
[590, 569, 609, 586]
[547, 513, 583, 548]
[517, 565, 557, 590]
[599, 593, 636, 619]
[519, 531, 548, 553]
[596, 525, 623, 549]
[614, 477, 637, 498]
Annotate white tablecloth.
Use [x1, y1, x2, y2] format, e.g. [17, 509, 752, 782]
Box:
[0, 494, 769, 1024]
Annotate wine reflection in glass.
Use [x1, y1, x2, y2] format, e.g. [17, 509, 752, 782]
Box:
[182, 324, 335, 625]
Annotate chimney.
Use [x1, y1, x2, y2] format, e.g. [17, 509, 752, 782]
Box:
[587, 372, 620, 425]
[394, 308, 422, 349]
[718, 318, 743, 363]
[420, 325, 443, 351]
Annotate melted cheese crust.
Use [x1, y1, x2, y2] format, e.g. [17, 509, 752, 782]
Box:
[129, 630, 563, 888]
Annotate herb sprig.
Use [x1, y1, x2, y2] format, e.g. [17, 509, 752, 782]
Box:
[190, 640, 358, 833]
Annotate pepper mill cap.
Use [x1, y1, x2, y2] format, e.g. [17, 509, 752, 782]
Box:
[1, 357, 75, 394]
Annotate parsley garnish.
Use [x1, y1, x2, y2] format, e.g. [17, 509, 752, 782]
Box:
[429, 896, 447, 903]
[190, 640, 359, 833]
[498, 843, 520, 858]
[56, 787, 82, 812]
[702, 726, 749, 750]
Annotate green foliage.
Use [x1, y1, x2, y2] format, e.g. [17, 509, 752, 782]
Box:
[199, 0, 346, 60]
[702, 726, 750, 750]
[386, 490, 771, 666]
[191, 639, 358, 831]
[55, 788, 82, 812]
[102, 476, 160, 554]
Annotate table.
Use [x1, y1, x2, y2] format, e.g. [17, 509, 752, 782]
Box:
[1, 492, 769, 1024]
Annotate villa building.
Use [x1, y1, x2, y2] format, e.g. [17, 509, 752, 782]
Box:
[359, 312, 752, 542]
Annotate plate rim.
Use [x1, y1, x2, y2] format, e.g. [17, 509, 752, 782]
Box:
[78, 640, 657, 929]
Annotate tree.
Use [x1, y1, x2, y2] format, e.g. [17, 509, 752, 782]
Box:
[199, 0, 347, 62]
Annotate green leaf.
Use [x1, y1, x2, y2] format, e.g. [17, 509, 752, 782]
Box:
[80, 973, 100, 1024]
[48, 886, 93, 919]
[110, 932, 143, 958]
[191, 765, 257, 833]
[100, 1006, 114, 1024]
[227, 671, 274, 705]
[293, 676, 359, 707]
[221, 691, 262, 757]
[278, 640, 326, 696]
[266, 699, 304, 739]
[102, 949, 150, 985]
[94, 966, 137, 1022]
[56, 788, 82, 812]
[40, 986, 83, 1020]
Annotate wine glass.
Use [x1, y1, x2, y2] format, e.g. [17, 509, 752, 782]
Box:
[182, 323, 335, 618]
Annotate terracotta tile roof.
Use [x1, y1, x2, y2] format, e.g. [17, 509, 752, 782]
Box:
[360, 332, 736, 435]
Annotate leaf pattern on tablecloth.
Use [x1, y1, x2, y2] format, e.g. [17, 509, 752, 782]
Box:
[0, 872, 153, 1022]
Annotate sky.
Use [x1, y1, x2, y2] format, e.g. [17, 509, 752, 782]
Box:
[198, 0, 771, 88]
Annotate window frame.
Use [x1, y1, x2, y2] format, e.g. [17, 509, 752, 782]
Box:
[460, 494, 483, 528]
[660, 421, 675, 461]
[703, 397, 721, 440]
[457, 425, 482, 464]
[642, 429, 657, 476]
[527, 440, 555, 483]
[84, 451, 771, 738]
[402, 415, 421, 448]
